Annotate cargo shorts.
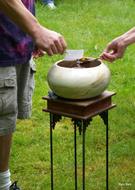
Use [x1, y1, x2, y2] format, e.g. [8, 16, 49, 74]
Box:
[0, 58, 36, 136]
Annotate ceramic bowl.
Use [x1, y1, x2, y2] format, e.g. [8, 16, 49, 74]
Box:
[47, 58, 111, 99]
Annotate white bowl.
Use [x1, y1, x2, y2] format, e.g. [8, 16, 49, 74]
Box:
[47, 58, 111, 99]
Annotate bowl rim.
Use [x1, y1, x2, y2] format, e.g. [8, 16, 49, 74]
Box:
[53, 59, 104, 70]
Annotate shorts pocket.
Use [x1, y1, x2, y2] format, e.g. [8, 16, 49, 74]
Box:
[0, 79, 8, 113]
[4, 78, 16, 87]
[0, 78, 16, 89]
[0, 77, 17, 115]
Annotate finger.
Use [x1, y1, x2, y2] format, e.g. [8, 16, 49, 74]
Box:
[101, 54, 112, 62]
[46, 48, 54, 56]
[59, 36, 67, 54]
[105, 54, 116, 62]
[101, 53, 116, 62]
[100, 54, 107, 60]
[100, 49, 113, 58]
[33, 50, 46, 58]
[54, 36, 67, 54]
[40, 50, 46, 56]
[99, 52, 106, 59]
[100, 52, 111, 60]
[104, 45, 112, 53]
[38, 50, 46, 56]
[50, 43, 59, 54]
[54, 39, 63, 54]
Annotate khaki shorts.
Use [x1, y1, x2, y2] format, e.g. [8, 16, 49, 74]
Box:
[0, 58, 36, 136]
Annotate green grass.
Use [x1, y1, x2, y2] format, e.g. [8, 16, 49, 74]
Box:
[11, 0, 135, 189]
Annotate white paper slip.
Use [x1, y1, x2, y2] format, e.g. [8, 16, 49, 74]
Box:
[64, 49, 84, 61]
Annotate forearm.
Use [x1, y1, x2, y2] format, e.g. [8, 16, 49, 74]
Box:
[0, 0, 41, 40]
[119, 27, 135, 46]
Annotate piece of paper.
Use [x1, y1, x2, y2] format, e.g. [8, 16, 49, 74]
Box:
[64, 49, 84, 61]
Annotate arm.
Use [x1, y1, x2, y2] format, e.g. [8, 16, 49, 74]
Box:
[121, 27, 135, 46]
[0, 0, 67, 55]
[100, 27, 135, 62]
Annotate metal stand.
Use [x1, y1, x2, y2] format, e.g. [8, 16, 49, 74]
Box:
[43, 91, 116, 190]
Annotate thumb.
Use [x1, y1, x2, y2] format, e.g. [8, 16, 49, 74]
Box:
[104, 43, 115, 53]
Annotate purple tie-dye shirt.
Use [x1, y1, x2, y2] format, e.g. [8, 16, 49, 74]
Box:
[0, 0, 35, 67]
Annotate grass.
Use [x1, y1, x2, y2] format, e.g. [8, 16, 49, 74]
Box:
[10, 0, 135, 189]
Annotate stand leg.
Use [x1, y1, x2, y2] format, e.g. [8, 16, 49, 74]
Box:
[100, 111, 109, 190]
[82, 121, 86, 190]
[106, 112, 109, 190]
[74, 123, 77, 190]
[50, 113, 54, 190]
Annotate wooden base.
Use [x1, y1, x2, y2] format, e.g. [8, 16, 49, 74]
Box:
[43, 91, 116, 120]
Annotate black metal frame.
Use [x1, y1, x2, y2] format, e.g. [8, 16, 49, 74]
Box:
[49, 111, 109, 190]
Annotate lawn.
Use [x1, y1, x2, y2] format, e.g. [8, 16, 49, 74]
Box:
[10, 0, 135, 189]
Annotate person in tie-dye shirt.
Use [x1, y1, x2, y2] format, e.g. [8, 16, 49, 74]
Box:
[0, 0, 67, 189]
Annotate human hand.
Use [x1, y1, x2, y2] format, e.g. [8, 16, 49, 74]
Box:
[100, 37, 127, 62]
[33, 25, 67, 56]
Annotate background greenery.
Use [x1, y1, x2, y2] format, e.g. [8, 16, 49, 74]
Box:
[11, 0, 135, 189]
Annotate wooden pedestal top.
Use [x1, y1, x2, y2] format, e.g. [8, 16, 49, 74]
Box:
[43, 91, 116, 120]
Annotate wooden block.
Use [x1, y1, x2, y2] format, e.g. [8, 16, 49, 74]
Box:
[43, 91, 116, 119]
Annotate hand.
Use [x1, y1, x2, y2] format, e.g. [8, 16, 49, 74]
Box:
[33, 25, 67, 56]
[32, 49, 46, 59]
[100, 37, 127, 62]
